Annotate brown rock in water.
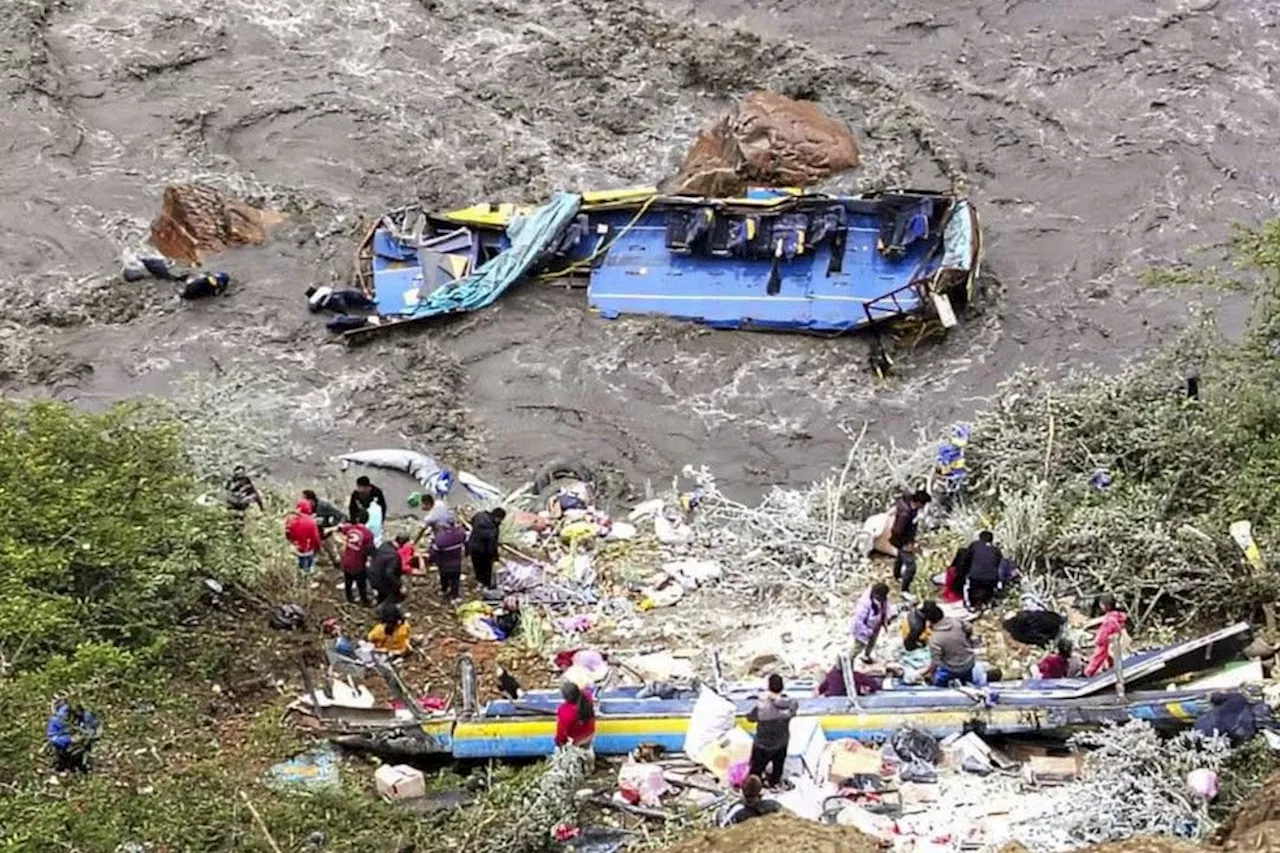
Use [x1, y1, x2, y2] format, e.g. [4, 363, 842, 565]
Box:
[149, 184, 286, 265]
[667, 91, 860, 197]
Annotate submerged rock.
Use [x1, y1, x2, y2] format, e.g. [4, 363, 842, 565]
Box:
[149, 184, 286, 265]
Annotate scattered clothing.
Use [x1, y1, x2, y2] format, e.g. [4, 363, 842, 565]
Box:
[746, 693, 798, 787]
[1194, 691, 1272, 746]
[1085, 609, 1129, 677]
[307, 286, 378, 314]
[1002, 610, 1067, 647]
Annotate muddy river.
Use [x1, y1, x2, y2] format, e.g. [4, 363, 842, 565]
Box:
[1, 0, 1275, 498]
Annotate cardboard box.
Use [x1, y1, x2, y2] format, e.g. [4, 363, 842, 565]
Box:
[696, 726, 754, 783]
[1021, 754, 1083, 786]
[941, 732, 1015, 772]
[783, 718, 828, 781]
[828, 741, 883, 782]
[375, 764, 426, 801]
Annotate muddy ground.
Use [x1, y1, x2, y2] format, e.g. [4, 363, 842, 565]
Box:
[1, 0, 1277, 498]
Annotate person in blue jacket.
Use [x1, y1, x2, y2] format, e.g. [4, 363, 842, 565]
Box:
[46, 702, 101, 773]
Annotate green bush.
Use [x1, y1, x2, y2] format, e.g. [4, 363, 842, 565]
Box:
[0, 401, 248, 666]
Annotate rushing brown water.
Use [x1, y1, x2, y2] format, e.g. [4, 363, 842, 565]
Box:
[1, 0, 1274, 498]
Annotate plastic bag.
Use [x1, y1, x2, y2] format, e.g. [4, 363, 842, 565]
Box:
[683, 685, 736, 758]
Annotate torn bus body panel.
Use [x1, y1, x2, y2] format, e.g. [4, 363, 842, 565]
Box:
[291, 622, 1255, 761]
[343, 187, 982, 341]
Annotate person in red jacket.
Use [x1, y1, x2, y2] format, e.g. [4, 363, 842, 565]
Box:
[284, 499, 322, 575]
[554, 681, 595, 749]
[337, 515, 375, 605]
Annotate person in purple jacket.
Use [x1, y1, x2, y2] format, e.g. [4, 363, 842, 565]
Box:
[850, 582, 891, 662]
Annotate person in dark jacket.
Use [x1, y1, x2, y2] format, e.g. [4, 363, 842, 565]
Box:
[46, 703, 101, 773]
[467, 508, 505, 589]
[889, 490, 931, 592]
[303, 489, 346, 567]
[348, 476, 388, 525]
[367, 537, 406, 605]
[900, 600, 934, 651]
[224, 465, 263, 527]
[720, 775, 782, 826]
[746, 674, 798, 788]
[957, 530, 1003, 610]
[180, 271, 230, 299]
[306, 285, 378, 314]
[431, 521, 468, 602]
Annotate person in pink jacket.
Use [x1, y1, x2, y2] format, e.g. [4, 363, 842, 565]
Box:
[1085, 594, 1128, 677]
[850, 582, 891, 662]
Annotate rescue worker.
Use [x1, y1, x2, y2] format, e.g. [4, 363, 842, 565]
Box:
[467, 507, 505, 589]
[46, 702, 101, 773]
[900, 599, 934, 651]
[554, 681, 596, 749]
[348, 476, 388, 528]
[302, 488, 345, 567]
[957, 530, 1003, 610]
[921, 602, 978, 686]
[367, 536, 407, 606]
[849, 582, 891, 662]
[720, 775, 782, 826]
[1085, 594, 1129, 676]
[224, 465, 263, 525]
[430, 520, 468, 602]
[368, 604, 411, 656]
[885, 490, 931, 592]
[746, 674, 798, 789]
[337, 511, 375, 605]
[284, 499, 321, 575]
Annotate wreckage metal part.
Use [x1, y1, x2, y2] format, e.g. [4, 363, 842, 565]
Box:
[354, 187, 981, 339]
[301, 624, 1250, 760]
[440, 690, 1213, 759]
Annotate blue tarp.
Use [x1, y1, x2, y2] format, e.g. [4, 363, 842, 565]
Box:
[391, 192, 582, 320]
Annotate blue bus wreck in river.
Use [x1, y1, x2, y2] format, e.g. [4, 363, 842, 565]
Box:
[343, 186, 982, 340]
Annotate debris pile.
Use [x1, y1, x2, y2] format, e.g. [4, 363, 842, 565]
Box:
[446, 745, 590, 853]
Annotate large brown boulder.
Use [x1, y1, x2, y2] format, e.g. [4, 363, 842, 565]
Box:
[667, 91, 860, 198]
[149, 184, 286, 265]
